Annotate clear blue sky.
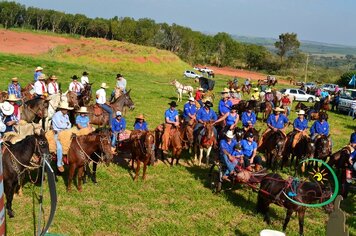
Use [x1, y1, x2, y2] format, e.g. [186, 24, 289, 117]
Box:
[13, 0, 356, 46]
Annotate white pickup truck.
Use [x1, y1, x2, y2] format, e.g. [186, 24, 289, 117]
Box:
[338, 89, 356, 112]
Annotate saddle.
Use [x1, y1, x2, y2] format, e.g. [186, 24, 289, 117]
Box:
[93, 104, 103, 116]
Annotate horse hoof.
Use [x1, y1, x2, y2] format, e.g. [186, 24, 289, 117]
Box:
[7, 210, 14, 218]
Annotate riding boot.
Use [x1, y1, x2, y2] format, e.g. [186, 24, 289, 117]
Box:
[91, 172, 97, 184]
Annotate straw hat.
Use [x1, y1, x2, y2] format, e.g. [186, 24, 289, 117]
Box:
[273, 107, 285, 112]
[77, 107, 89, 113]
[226, 130, 234, 139]
[11, 77, 18, 82]
[58, 101, 73, 110]
[100, 83, 109, 89]
[297, 110, 305, 115]
[35, 66, 43, 71]
[0, 101, 14, 116]
[253, 87, 259, 91]
[50, 75, 58, 80]
[188, 97, 195, 102]
[283, 93, 288, 97]
[38, 74, 46, 80]
[221, 87, 230, 93]
[136, 114, 145, 120]
[222, 93, 230, 98]
[236, 88, 241, 92]
[6, 94, 20, 102]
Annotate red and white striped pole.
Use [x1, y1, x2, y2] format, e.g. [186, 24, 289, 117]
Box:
[0, 149, 6, 235]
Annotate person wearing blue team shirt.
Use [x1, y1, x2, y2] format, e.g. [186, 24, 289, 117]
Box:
[218, 93, 233, 116]
[183, 97, 197, 123]
[347, 131, 356, 181]
[214, 105, 239, 133]
[111, 111, 126, 153]
[310, 113, 329, 139]
[194, 101, 218, 141]
[285, 110, 308, 150]
[162, 101, 179, 154]
[219, 130, 238, 181]
[241, 132, 262, 171]
[241, 106, 257, 130]
[133, 114, 148, 131]
[75, 107, 92, 130]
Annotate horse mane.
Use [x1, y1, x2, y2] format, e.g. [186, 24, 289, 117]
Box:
[5, 135, 36, 149]
[25, 98, 43, 108]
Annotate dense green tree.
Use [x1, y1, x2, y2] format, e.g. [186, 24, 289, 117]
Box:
[274, 33, 300, 63]
[0, 1, 24, 28]
[337, 71, 356, 87]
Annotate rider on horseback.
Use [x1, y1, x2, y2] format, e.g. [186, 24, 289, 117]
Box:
[111, 111, 127, 153]
[162, 101, 180, 154]
[95, 82, 113, 122]
[194, 101, 218, 145]
[310, 112, 332, 151]
[81, 71, 90, 86]
[134, 114, 148, 131]
[285, 110, 308, 150]
[47, 75, 59, 95]
[69, 75, 84, 96]
[241, 105, 257, 130]
[75, 107, 92, 130]
[34, 74, 48, 99]
[218, 92, 233, 116]
[259, 107, 288, 147]
[183, 97, 197, 124]
[265, 89, 274, 108]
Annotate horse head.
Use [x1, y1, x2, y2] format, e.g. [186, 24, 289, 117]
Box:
[316, 134, 330, 157]
[145, 131, 156, 165]
[273, 130, 286, 159]
[305, 137, 315, 159]
[66, 91, 80, 109]
[122, 89, 135, 110]
[34, 132, 50, 160]
[235, 127, 244, 142]
[97, 129, 113, 164]
[203, 121, 214, 140]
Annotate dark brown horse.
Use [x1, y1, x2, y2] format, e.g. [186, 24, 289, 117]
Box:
[130, 130, 155, 180]
[314, 134, 331, 163]
[79, 83, 93, 106]
[193, 121, 216, 166]
[3, 133, 49, 217]
[257, 173, 333, 236]
[87, 90, 135, 126]
[66, 129, 113, 191]
[259, 130, 286, 170]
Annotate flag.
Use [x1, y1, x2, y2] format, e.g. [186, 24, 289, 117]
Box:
[349, 74, 356, 86]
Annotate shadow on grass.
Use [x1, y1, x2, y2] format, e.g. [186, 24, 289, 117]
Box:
[234, 228, 250, 236]
[112, 153, 135, 180]
[340, 196, 356, 231]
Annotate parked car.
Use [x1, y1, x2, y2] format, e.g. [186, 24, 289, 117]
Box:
[320, 83, 338, 93]
[280, 88, 316, 102]
[338, 89, 356, 112]
[305, 82, 317, 90]
[183, 70, 200, 79]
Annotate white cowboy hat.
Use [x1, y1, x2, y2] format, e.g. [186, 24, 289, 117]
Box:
[260, 229, 285, 236]
[58, 101, 73, 110]
[273, 107, 285, 112]
[315, 97, 320, 102]
[297, 110, 305, 115]
[100, 82, 109, 89]
[188, 97, 195, 102]
[265, 89, 272, 93]
[1, 101, 14, 116]
[77, 107, 89, 113]
[221, 87, 230, 93]
[116, 111, 122, 117]
[198, 87, 204, 91]
[226, 130, 234, 139]
[6, 94, 20, 102]
[38, 74, 46, 80]
[35, 66, 43, 71]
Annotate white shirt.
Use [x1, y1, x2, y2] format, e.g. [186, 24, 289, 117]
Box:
[81, 76, 89, 85]
[96, 88, 106, 104]
[69, 81, 84, 93]
[34, 80, 47, 95]
[48, 81, 59, 94]
[116, 78, 127, 91]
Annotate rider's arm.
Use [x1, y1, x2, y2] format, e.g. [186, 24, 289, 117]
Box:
[214, 112, 228, 124]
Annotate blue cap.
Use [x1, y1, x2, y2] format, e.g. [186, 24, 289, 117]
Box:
[351, 133, 356, 144]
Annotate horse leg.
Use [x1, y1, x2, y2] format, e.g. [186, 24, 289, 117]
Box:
[134, 160, 141, 181]
[297, 209, 306, 236]
[198, 147, 204, 166]
[67, 164, 76, 192]
[142, 161, 148, 180]
[282, 209, 294, 232]
[206, 146, 212, 166]
[91, 162, 97, 184]
[193, 143, 198, 165]
[77, 166, 84, 192]
[5, 180, 16, 218]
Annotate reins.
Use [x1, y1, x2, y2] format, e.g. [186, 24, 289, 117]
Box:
[73, 135, 105, 164]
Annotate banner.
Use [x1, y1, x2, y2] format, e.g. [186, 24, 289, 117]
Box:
[348, 74, 356, 86]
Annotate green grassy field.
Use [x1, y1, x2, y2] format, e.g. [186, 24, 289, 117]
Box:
[0, 35, 355, 236]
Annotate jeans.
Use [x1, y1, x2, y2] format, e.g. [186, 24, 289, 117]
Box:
[99, 103, 113, 121]
[111, 132, 118, 147]
[243, 155, 262, 167]
[222, 154, 238, 176]
[54, 133, 63, 167]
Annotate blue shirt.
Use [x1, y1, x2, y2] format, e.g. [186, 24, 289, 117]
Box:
[111, 117, 126, 133]
[7, 83, 22, 98]
[350, 132, 356, 144]
[241, 112, 256, 127]
[196, 107, 218, 122]
[226, 113, 238, 126]
[350, 150, 356, 161]
[241, 139, 257, 157]
[231, 149, 243, 157]
[219, 138, 238, 156]
[165, 108, 179, 122]
[34, 71, 42, 82]
[183, 102, 197, 118]
[76, 115, 90, 128]
[310, 120, 329, 136]
[134, 121, 148, 131]
[52, 111, 71, 131]
[218, 99, 232, 115]
[321, 91, 329, 98]
[267, 114, 289, 129]
[293, 118, 308, 131]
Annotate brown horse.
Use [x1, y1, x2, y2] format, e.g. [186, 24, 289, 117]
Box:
[314, 134, 331, 163]
[193, 121, 216, 166]
[226, 80, 239, 90]
[241, 84, 251, 95]
[257, 173, 333, 236]
[64, 90, 80, 109]
[155, 124, 183, 165]
[3, 133, 49, 217]
[88, 90, 135, 126]
[21, 98, 50, 124]
[259, 130, 286, 170]
[130, 130, 155, 180]
[66, 129, 113, 191]
[21, 83, 34, 102]
[0, 91, 8, 102]
[80, 83, 93, 106]
[181, 119, 196, 152]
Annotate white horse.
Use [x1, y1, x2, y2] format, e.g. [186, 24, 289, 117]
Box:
[170, 80, 194, 102]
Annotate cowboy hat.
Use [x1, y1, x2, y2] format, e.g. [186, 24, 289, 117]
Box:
[230, 88, 235, 92]
[6, 94, 20, 102]
[38, 74, 46, 80]
[315, 97, 320, 102]
[82, 71, 89, 76]
[116, 111, 122, 117]
[100, 82, 109, 89]
[50, 75, 58, 80]
[204, 101, 213, 107]
[253, 87, 259, 91]
[58, 101, 73, 110]
[265, 88, 272, 93]
[71, 75, 79, 80]
[188, 97, 195, 102]
[246, 132, 254, 138]
[225, 130, 234, 139]
[0, 101, 14, 116]
[221, 87, 230, 93]
[77, 107, 89, 113]
[116, 74, 123, 78]
[35, 66, 43, 71]
[297, 110, 305, 115]
[11, 77, 18, 82]
[168, 101, 178, 107]
[273, 107, 285, 112]
[236, 88, 241, 92]
[198, 87, 204, 91]
[283, 93, 288, 96]
[136, 114, 145, 120]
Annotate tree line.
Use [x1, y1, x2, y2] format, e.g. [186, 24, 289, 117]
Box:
[0, 1, 304, 73]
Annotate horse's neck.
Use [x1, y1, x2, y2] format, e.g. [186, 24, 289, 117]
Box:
[78, 135, 100, 154]
[7, 136, 36, 167]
